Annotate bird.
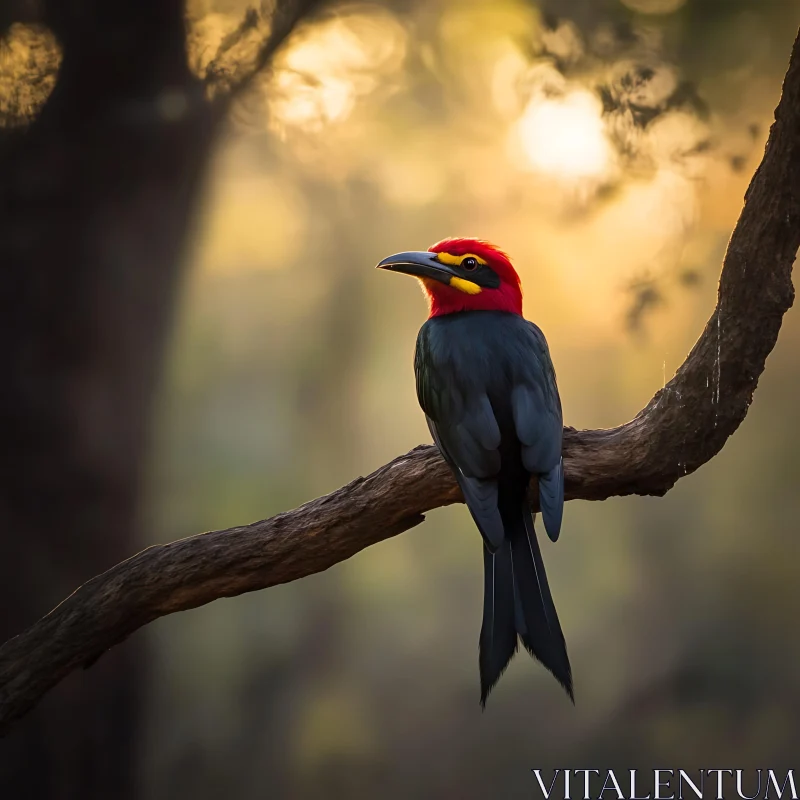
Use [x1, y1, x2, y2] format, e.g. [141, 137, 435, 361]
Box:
[376, 237, 572, 706]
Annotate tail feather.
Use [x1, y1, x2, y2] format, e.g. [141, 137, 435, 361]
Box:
[478, 501, 573, 705]
[479, 543, 518, 706]
[515, 502, 573, 701]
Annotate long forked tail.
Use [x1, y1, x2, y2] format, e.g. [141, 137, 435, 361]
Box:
[479, 502, 573, 706]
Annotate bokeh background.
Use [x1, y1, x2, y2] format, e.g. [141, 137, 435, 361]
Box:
[2, 0, 800, 797]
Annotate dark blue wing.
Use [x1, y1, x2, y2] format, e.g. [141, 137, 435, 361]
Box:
[511, 322, 564, 542]
[538, 458, 564, 542]
[416, 326, 505, 552]
[425, 414, 505, 552]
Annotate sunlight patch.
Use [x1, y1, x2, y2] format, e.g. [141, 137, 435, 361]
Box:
[0, 23, 61, 127]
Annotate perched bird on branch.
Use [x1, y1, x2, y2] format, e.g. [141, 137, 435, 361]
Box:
[377, 238, 572, 705]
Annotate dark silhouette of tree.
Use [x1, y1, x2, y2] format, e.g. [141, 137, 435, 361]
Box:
[0, 1, 321, 797]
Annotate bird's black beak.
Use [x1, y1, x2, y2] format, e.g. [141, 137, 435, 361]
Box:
[375, 251, 459, 285]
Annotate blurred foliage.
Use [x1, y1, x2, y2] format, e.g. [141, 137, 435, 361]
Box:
[0, 22, 60, 126]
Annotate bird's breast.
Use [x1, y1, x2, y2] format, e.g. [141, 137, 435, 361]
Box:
[419, 311, 547, 395]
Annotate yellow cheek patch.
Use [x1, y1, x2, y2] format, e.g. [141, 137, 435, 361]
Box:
[449, 276, 482, 295]
[436, 252, 488, 267]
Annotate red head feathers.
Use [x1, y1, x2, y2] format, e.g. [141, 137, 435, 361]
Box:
[424, 238, 523, 318]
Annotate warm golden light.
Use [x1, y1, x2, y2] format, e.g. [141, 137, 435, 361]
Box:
[0, 23, 61, 126]
[193, 0, 715, 339]
[514, 90, 613, 180]
[269, 10, 406, 136]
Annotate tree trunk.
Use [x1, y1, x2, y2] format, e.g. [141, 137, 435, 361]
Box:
[0, 1, 218, 796]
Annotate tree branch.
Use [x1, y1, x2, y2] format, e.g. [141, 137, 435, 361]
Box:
[205, 0, 326, 104]
[1, 28, 799, 739]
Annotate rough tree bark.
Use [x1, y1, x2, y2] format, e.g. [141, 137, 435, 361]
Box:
[1, 25, 798, 744]
[0, 0, 319, 796]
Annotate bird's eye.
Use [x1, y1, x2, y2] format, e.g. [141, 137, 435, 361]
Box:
[462, 257, 478, 271]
